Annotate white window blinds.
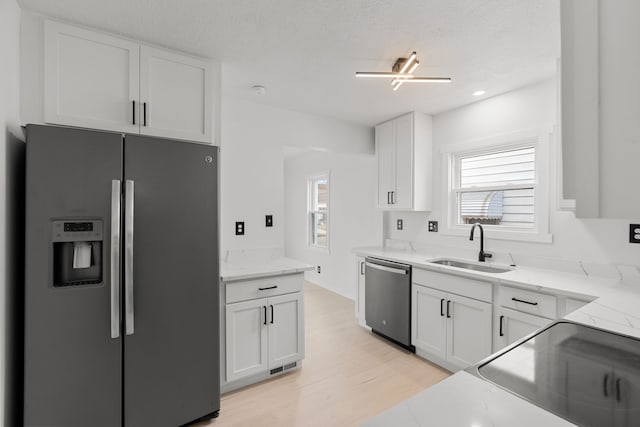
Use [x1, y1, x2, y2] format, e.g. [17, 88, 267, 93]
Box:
[455, 146, 535, 228]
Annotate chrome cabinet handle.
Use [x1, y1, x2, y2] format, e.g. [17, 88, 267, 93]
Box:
[110, 180, 121, 339]
[125, 180, 135, 335]
[512, 297, 538, 306]
[258, 285, 278, 291]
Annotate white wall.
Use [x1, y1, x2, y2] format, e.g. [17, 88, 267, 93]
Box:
[385, 79, 640, 269]
[1, 0, 24, 424]
[220, 96, 373, 253]
[284, 151, 382, 299]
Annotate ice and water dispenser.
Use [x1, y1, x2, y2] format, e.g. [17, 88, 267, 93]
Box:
[52, 220, 104, 287]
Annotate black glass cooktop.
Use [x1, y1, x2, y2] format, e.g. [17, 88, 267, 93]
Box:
[468, 321, 640, 427]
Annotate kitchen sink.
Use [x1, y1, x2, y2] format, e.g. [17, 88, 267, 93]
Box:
[428, 258, 512, 273]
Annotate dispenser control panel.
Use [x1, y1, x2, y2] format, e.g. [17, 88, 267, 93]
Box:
[64, 222, 93, 232]
[52, 220, 103, 242]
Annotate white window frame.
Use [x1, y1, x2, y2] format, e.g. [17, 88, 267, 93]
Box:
[307, 171, 330, 251]
[441, 128, 552, 243]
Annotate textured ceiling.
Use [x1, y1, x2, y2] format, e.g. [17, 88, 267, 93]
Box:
[18, 0, 560, 126]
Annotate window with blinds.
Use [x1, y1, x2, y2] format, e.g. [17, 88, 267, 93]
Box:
[308, 174, 329, 248]
[454, 146, 535, 228]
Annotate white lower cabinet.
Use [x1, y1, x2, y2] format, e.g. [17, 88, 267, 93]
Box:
[495, 306, 551, 349]
[268, 293, 305, 368]
[412, 283, 492, 371]
[222, 273, 305, 391]
[226, 292, 304, 383]
[494, 285, 556, 351]
[225, 298, 269, 382]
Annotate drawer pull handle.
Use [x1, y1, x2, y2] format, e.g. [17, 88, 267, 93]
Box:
[499, 315, 504, 337]
[258, 285, 278, 291]
[440, 298, 445, 317]
[263, 306, 267, 325]
[446, 300, 451, 318]
[270, 305, 274, 324]
[512, 297, 538, 306]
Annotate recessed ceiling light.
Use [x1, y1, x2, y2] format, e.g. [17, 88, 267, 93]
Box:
[473, 90, 486, 96]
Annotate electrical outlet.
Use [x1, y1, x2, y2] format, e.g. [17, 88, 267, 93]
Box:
[265, 215, 273, 227]
[235, 221, 245, 236]
[397, 219, 403, 230]
[428, 221, 438, 232]
[317, 265, 321, 274]
[629, 224, 640, 243]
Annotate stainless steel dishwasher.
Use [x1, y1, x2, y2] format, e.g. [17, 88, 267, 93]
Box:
[365, 257, 414, 352]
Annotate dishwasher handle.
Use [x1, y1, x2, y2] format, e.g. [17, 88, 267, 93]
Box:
[365, 262, 408, 275]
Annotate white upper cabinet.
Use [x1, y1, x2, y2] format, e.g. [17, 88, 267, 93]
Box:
[44, 20, 214, 143]
[375, 112, 432, 211]
[44, 21, 140, 134]
[140, 46, 212, 142]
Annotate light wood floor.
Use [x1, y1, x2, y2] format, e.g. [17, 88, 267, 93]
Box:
[200, 282, 450, 427]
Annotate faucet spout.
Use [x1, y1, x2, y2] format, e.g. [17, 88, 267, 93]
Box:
[469, 223, 491, 262]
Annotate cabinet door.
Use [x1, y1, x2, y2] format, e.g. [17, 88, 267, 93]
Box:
[44, 20, 140, 133]
[392, 113, 414, 209]
[140, 46, 212, 143]
[446, 293, 492, 369]
[225, 298, 269, 382]
[495, 307, 551, 350]
[557, 352, 613, 427]
[268, 293, 305, 368]
[376, 121, 395, 207]
[613, 366, 640, 426]
[412, 285, 447, 360]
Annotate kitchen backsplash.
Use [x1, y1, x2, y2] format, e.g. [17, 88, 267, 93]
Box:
[384, 239, 640, 285]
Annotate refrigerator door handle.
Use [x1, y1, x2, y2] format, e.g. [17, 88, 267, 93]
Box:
[110, 180, 121, 339]
[125, 180, 135, 335]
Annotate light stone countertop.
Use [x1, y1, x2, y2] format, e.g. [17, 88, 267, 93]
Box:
[220, 256, 315, 282]
[357, 246, 640, 427]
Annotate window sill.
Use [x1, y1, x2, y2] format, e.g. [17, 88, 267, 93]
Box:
[441, 225, 553, 244]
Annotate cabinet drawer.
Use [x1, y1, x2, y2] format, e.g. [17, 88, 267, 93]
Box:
[226, 274, 303, 304]
[413, 268, 492, 303]
[499, 285, 557, 319]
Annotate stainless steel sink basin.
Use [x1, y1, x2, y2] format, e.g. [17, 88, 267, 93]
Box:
[429, 259, 513, 273]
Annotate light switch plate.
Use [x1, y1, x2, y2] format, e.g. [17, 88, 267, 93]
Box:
[235, 221, 245, 236]
[397, 219, 403, 230]
[428, 221, 438, 232]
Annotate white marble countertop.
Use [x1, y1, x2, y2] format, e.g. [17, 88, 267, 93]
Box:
[221, 256, 315, 282]
[357, 246, 640, 427]
[354, 246, 625, 300]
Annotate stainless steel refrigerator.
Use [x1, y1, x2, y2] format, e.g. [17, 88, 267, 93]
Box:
[24, 124, 220, 427]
